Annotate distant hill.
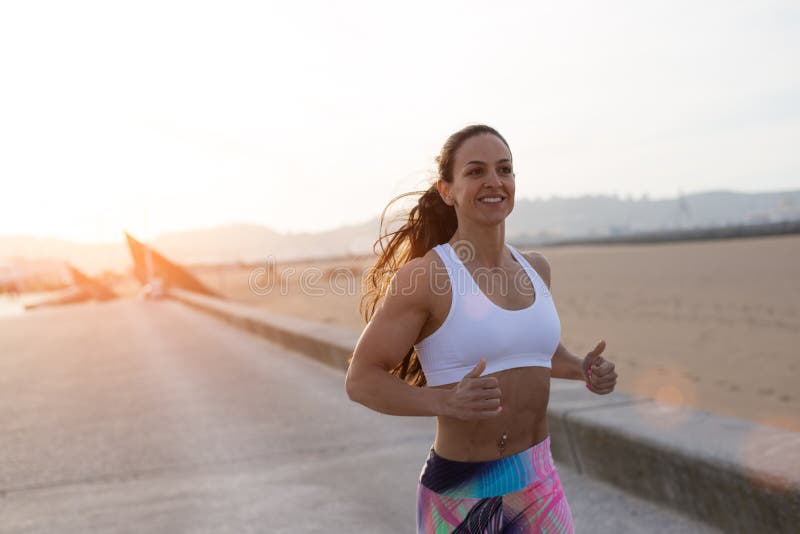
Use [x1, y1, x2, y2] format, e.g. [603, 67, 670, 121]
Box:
[1, 189, 798, 274]
[505, 189, 800, 243]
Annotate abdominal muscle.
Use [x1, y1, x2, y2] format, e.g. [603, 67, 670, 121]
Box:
[427, 366, 551, 461]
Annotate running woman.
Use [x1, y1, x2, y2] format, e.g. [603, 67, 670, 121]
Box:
[345, 124, 618, 533]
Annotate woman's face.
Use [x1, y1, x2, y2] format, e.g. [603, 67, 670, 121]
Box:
[439, 133, 515, 225]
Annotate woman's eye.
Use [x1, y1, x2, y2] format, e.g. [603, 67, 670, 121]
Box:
[469, 168, 482, 175]
[502, 167, 513, 173]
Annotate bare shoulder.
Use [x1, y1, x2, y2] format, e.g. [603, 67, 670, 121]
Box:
[520, 249, 552, 290]
[383, 248, 444, 309]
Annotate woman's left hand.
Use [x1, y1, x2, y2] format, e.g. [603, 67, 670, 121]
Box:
[582, 339, 618, 394]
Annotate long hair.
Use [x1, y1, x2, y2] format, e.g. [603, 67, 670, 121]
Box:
[351, 124, 512, 387]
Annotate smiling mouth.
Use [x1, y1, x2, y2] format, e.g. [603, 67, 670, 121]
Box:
[478, 196, 505, 204]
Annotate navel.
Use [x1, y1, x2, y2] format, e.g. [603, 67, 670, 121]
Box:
[496, 430, 508, 455]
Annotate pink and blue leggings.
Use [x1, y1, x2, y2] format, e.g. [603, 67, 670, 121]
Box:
[416, 434, 574, 533]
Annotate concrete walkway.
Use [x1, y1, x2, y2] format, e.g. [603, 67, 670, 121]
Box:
[1, 299, 720, 533]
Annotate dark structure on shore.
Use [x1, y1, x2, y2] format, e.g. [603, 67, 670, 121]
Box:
[66, 264, 117, 301]
[124, 232, 222, 298]
[25, 264, 118, 310]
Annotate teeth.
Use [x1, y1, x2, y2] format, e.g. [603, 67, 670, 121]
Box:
[480, 197, 503, 203]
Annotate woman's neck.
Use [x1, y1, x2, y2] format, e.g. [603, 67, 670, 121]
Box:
[450, 224, 507, 268]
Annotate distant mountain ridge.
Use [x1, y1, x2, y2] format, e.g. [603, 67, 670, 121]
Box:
[506, 189, 800, 243]
[1, 189, 798, 274]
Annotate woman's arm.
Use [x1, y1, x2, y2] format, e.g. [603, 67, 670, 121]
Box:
[345, 257, 453, 417]
[551, 342, 585, 380]
[347, 361, 452, 416]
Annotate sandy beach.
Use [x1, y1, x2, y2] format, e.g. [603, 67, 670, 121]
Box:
[195, 234, 800, 432]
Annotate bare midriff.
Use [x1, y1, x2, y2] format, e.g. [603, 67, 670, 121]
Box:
[427, 366, 551, 462]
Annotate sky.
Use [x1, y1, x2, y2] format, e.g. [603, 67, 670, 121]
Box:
[1, 0, 798, 243]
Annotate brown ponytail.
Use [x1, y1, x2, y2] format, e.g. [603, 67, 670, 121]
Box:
[353, 124, 511, 387]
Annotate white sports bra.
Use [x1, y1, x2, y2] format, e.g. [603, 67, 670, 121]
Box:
[413, 242, 561, 386]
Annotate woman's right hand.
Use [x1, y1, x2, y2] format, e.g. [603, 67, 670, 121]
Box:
[444, 359, 503, 420]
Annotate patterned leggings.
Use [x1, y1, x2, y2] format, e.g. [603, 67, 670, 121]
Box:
[416, 434, 574, 533]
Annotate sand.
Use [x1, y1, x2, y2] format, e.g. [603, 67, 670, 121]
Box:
[194, 234, 800, 432]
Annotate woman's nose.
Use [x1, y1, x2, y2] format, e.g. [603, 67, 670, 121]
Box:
[485, 170, 503, 187]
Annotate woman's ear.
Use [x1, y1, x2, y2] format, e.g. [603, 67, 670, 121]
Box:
[437, 180, 453, 206]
